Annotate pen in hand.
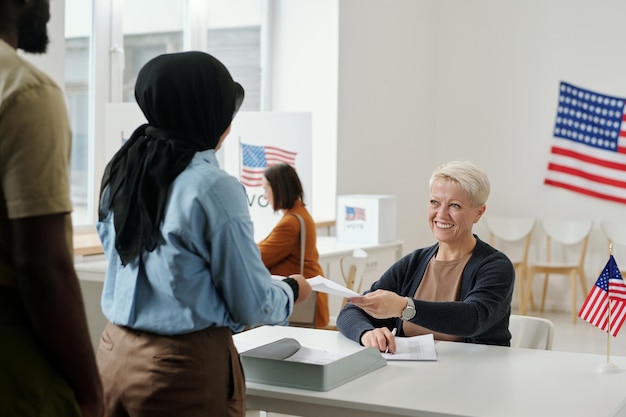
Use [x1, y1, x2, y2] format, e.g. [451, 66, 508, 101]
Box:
[384, 327, 397, 354]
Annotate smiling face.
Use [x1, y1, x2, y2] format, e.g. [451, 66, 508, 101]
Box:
[428, 177, 486, 247]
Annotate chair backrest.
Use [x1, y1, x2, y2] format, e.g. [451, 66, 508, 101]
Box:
[540, 218, 592, 245]
[485, 216, 535, 243]
[539, 218, 592, 266]
[509, 314, 554, 350]
[340, 249, 368, 304]
[484, 216, 535, 265]
[601, 220, 626, 272]
[601, 220, 626, 252]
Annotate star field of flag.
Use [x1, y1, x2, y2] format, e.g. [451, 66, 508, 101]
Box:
[544, 81, 626, 205]
[578, 255, 626, 337]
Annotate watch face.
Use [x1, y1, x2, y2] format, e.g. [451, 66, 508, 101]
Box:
[402, 298, 416, 320]
[402, 307, 415, 320]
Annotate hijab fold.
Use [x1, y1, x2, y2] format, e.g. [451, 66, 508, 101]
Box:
[99, 51, 244, 265]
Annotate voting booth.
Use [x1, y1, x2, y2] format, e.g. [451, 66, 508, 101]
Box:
[336, 195, 397, 244]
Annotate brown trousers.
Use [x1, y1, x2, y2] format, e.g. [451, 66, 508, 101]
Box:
[97, 322, 245, 417]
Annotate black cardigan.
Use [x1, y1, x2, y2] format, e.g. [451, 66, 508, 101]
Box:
[336, 236, 515, 346]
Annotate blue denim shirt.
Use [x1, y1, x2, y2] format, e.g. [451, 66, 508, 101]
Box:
[97, 149, 293, 335]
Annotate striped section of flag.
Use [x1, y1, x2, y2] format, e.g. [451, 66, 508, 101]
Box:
[544, 81, 626, 204]
[240, 143, 297, 187]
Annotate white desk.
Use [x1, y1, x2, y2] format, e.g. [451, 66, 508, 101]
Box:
[234, 325, 626, 417]
[316, 236, 403, 265]
[74, 236, 403, 282]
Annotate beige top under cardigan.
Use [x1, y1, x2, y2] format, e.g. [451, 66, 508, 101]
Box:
[403, 254, 471, 341]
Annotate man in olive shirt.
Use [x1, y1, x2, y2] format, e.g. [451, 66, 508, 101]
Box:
[0, 0, 103, 416]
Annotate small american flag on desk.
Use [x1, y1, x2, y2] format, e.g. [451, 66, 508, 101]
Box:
[240, 143, 297, 187]
[544, 81, 626, 205]
[578, 255, 626, 337]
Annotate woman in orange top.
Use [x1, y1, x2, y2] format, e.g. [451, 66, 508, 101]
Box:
[257, 163, 329, 328]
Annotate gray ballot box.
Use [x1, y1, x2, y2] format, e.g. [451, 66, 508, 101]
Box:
[239, 337, 386, 391]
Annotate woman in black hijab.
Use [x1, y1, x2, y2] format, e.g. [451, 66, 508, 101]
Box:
[96, 51, 311, 417]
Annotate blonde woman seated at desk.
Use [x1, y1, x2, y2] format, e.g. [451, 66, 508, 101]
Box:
[337, 160, 514, 352]
[258, 164, 329, 328]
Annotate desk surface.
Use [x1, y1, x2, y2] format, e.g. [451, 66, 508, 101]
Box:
[316, 236, 402, 258]
[234, 325, 626, 417]
[74, 236, 404, 279]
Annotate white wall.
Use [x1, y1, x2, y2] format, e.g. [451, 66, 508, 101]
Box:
[270, 0, 339, 222]
[35, 0, 626, 315]
[332, 0, 626, 311]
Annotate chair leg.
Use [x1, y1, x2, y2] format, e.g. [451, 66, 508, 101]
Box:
[570, 269, 577, 324]
[527, 277, 536, 311]
[577, 268, 588, 299]
[540, 273, 549, 313]
[525, 268, 536, 313]
[517, 265, 526, 315]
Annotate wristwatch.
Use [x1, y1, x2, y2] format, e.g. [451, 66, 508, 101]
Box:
[401, 297, 416, 321]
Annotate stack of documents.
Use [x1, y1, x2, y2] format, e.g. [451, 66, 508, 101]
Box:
[239, 337, 387, 391]
[382, 333, 437, 361]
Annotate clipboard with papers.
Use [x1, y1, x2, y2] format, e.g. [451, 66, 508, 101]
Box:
[239, 337, 387, 391]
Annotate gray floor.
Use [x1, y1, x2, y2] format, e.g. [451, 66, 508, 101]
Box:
[266, 309, 626, 417]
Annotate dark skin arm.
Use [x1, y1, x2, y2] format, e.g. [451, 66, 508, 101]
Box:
[11, 214, 104, 417]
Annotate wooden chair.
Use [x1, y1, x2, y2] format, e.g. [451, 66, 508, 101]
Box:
[600, 220, 626, 276]
[322, 249, 369, 330]
[484, 215, 535, 315]
[508, 314, 554, 350]
[526, 219, 592, 323]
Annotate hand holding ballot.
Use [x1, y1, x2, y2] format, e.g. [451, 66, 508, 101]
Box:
[272, 274, 313, 303]
[291, 274, 313, 304]
[347, 289, 407, 319]
[306, 276, 362, 298]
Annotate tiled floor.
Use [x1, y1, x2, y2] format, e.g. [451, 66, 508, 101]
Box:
[265, 309, 626, 417]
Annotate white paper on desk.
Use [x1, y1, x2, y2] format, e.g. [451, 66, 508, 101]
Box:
[306, 276, 362, 298]
[382, 333, 437, 361]
[283, 346, 352, 365]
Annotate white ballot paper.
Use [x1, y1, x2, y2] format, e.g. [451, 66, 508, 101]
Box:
[382, 333, 437, 361]
[273, 275, 362, 298]
[306, 276, 362, 298]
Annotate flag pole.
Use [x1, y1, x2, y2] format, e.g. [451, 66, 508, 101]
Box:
[598, 243, 621, 374]
[606, 292, 611, 364]
[606, 243, 614, 363]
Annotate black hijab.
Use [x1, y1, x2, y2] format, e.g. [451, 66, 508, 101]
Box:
[99, 51, 244, 266]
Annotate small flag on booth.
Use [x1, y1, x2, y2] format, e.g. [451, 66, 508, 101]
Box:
[345, 206, 366, 221]
[578, 255, 626, 337]
[240, 143, 297, 187]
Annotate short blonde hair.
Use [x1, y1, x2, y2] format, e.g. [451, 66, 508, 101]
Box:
[429, 161, 490, 207]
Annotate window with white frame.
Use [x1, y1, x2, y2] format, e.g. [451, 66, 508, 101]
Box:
[64, 0, 265, 226]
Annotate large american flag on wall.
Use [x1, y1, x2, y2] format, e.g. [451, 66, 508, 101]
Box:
[240, 143, 297, 187]
[544, 81, 626, 204]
